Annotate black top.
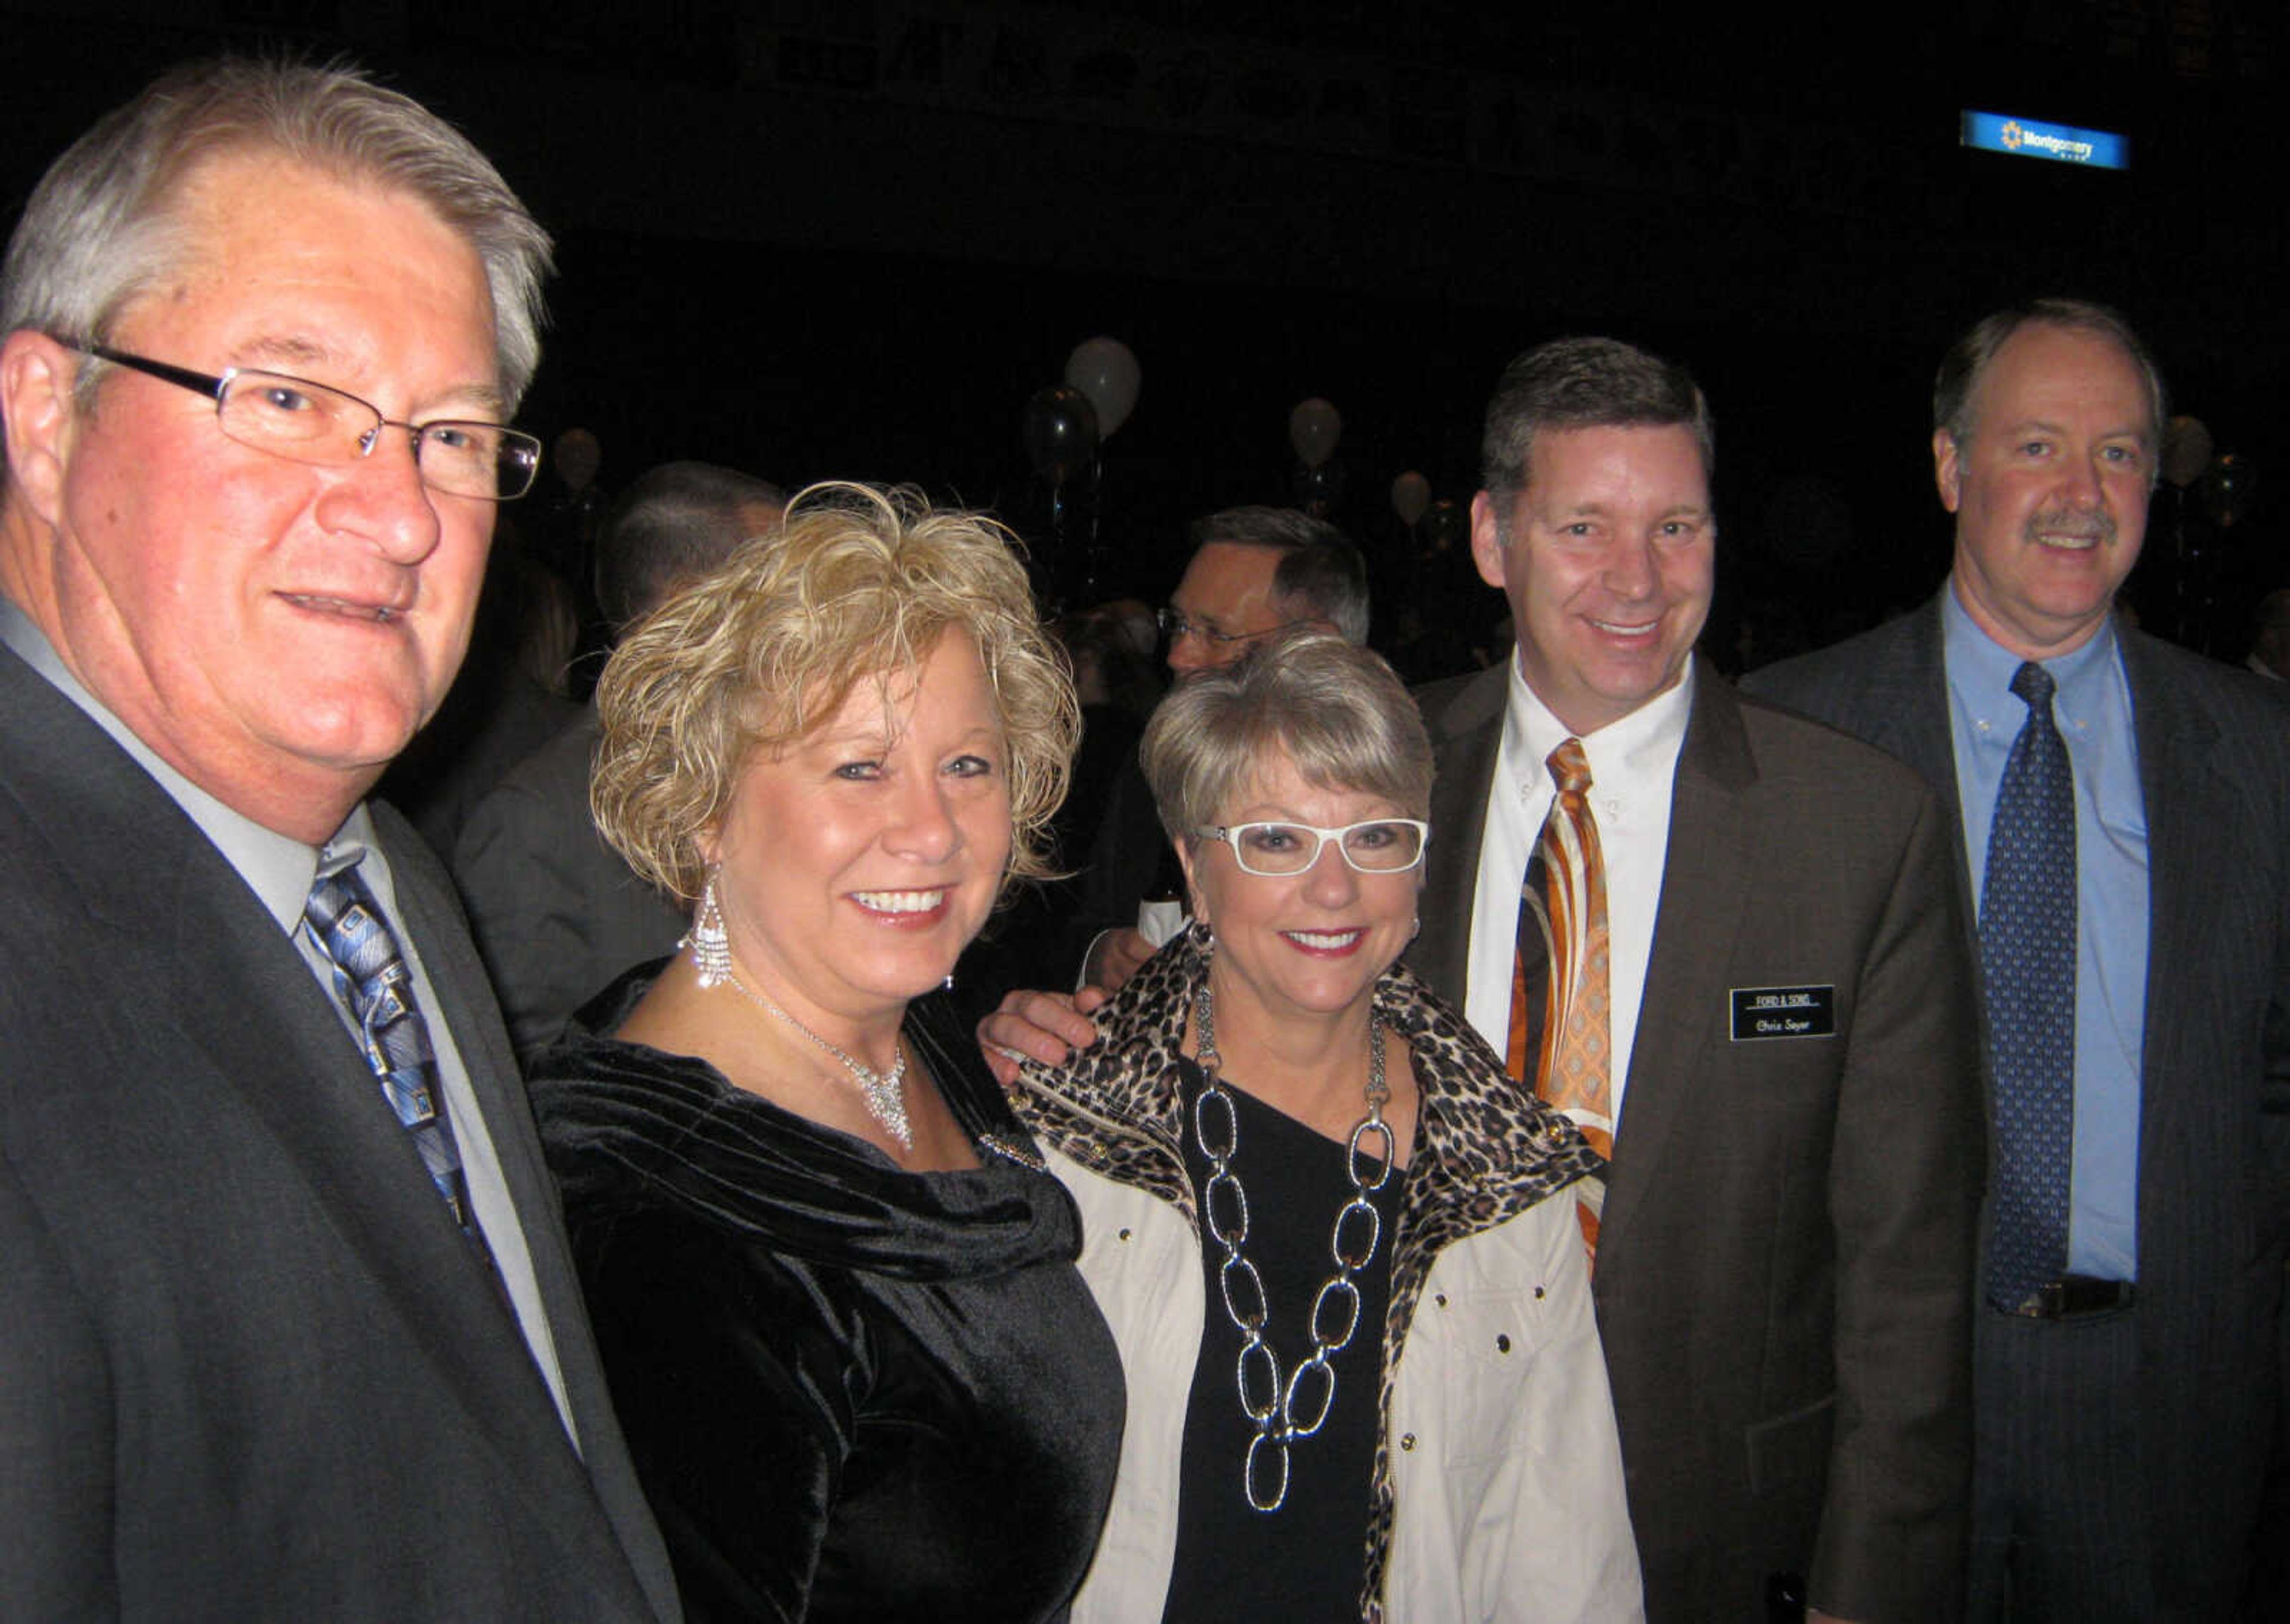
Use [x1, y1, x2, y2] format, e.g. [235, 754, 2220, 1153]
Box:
[1161, 1057, 1403, 1624]
[532, 970, 1125, 1623]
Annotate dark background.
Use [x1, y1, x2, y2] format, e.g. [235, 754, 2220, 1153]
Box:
[7, 0, 2283, 669]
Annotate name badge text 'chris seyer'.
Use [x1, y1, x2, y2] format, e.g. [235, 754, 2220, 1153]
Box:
[1728, 985, 1837, 1041]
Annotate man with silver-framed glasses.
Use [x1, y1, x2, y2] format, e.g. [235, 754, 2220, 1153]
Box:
[0, 58, 677, 1620]
[1066, 505, 1370, 994]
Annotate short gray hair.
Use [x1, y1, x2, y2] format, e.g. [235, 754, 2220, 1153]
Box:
[1931, 297, 2165, 466]
[596, 461, 787, 635]
[1140, 631, 1431, 847]
[0, 57, 552, 408]
[1189, 506, 1370, 645]
[1481, 335, 1715, 498]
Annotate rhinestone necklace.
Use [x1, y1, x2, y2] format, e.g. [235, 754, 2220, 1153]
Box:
[1191, 974, 1395, 1513]
[719, 967, 913, 1150]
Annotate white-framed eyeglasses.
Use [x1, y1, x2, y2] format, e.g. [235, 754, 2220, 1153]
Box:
[1193, 819, 1429, 876]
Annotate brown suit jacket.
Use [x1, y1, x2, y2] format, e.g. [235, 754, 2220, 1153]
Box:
[1409, 657, 1986, 1624]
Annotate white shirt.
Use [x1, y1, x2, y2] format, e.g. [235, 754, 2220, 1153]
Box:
[1463, 655, 1695, 1127]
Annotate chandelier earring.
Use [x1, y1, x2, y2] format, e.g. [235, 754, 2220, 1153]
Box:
[685, 865, 734, 988]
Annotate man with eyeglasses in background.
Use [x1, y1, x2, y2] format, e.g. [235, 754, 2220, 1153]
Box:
[0, 60, 676, 1620]
[1059, 505, 1370, 996]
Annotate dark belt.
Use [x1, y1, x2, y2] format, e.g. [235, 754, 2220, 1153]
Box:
[2003, 1275, 2135, 1320]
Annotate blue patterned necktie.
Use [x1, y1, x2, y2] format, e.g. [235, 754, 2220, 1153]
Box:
[304, 858, 481, 1237]
[1980, 661, 2077, 1312]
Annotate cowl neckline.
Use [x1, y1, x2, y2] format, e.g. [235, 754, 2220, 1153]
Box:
[531, 965, 1073, 1283]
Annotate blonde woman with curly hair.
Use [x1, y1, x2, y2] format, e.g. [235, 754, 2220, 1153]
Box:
[528, 482, 1121, 1621]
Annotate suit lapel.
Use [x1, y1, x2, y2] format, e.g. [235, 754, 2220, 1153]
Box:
[1865, 602, 1961, 813]
[2119, 632, 2222, 1203]
[1413, 664, 1508, 1008]
[157, 839, 604, 1484]
[380, 814, 682, 1619]
[1605, 665, 1760, 1250]
[1803, 596, 1974, 912]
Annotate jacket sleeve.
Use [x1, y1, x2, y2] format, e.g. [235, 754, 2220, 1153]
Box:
[1810, 781, 1985, 1620]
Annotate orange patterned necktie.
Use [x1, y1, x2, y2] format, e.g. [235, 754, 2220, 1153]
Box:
[1507, 738, 1613, 1261]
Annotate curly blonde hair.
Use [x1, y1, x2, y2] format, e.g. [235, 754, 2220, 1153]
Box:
[592, 481, 1079, 904]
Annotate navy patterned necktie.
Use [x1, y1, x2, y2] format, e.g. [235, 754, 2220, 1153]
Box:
[304, 859, 482, 1238]
[1980, 661, 2077, 1312]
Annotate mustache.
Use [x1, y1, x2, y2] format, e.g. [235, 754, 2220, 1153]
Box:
[2023, 506, 2117, 544]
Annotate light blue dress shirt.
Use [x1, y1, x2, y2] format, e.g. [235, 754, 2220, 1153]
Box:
[1945, 589, 2147, 1279]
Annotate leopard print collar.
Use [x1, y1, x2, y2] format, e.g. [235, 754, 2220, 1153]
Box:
[1010, 923, 1601, 1621]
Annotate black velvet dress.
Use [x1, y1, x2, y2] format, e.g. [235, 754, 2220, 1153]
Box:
[532, 972, 1125, 1623]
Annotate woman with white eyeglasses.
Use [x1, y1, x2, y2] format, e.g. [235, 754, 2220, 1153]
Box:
[1010, 633, 1642, 1622]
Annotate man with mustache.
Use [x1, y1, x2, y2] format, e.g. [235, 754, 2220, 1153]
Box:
[1749, 299, 2290, 1621]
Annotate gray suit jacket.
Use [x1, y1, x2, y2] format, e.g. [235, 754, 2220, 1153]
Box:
[1410, 658, 1986, 1624]
[1746, 597, 2290, 1616]
[0, 643, 680, 1621]
[454, 709, 687, 1057]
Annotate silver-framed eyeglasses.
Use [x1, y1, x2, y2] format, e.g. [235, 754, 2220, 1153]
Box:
[1156, 605, 1322, 647]
[76, 342, 543, 501]
[1194, 819, 1429, 876]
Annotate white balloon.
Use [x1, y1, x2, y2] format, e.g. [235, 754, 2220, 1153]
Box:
[1391, 470, 1431, 526]
[1064, 337, 1142, 439]
[1289, 397, 1341, 469]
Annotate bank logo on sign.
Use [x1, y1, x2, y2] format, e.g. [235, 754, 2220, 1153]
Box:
[1962, 109, 2128, 171]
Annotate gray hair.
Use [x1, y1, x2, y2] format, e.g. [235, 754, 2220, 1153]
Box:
[1932, 297, 2166, 469]
[0, 57, 552, 408]
[1480, 336, 1715, 498]
[1189, 505, 1371, 645]
[1140, 631, 1431, 848]
[596, 461, 787, 635]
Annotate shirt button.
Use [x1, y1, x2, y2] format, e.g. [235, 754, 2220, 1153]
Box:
[1118, 1228, 1132, 1242]
[1496, 1333, 1512, 1353]
[1400, 1433, 1417, 1452]
[1434, 1293, 1448, 1308]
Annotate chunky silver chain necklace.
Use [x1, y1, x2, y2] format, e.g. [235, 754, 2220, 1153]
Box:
[1191, 975, 1395, 1513]
[720, 968, 913, 1150]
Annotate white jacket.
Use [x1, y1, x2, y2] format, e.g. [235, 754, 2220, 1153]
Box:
[1014, 931, 1643, 1623]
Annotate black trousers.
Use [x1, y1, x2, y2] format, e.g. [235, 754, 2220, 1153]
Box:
[1967, 1301, 2152, 1623]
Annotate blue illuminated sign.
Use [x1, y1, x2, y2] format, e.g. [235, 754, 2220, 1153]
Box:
[1961, 111, 2129, 171]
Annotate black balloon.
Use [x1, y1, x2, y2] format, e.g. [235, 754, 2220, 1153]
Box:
[1022, 385, 1100, 484]
[1291, 456, 1346, 516]
[1422, 498, 1468, 554]
[2199, 453, 2257, 529]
